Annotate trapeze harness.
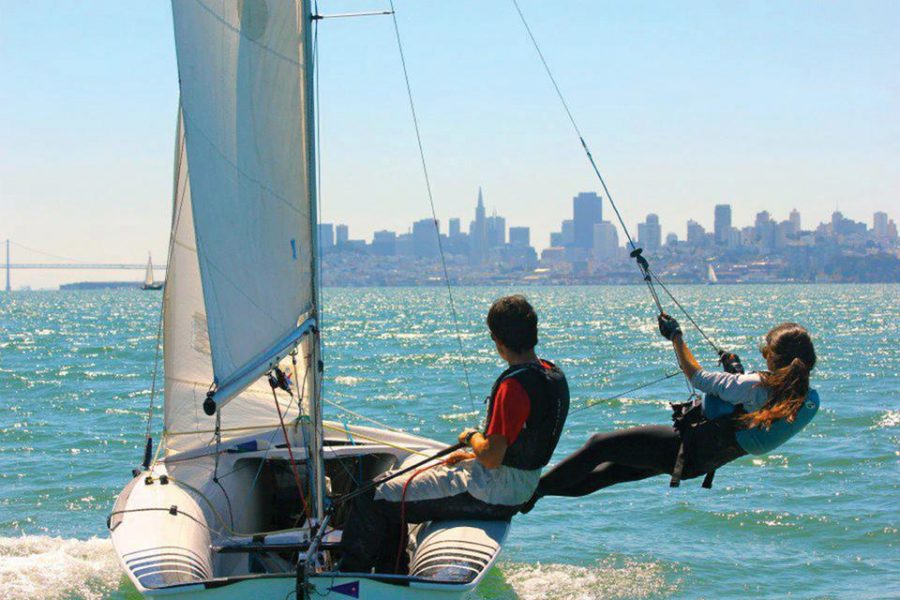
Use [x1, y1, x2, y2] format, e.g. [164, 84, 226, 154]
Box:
[669, 378, 821, 489]
[484, 361, 570, 472]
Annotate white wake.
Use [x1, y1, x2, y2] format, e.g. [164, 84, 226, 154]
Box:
[0, 536, 123, 600]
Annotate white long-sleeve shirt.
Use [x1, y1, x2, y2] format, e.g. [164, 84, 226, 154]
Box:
[691, 370, 770, 416]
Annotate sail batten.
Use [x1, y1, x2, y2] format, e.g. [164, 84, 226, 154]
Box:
[171, 0, 316, 407]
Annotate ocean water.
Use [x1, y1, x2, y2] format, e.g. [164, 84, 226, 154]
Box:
[0, 285, 897, 600]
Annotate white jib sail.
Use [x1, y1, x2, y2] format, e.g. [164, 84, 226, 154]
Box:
[171, 0, 316, 406]
[144, 255, 154, 286]
[164, 108, 305, 455]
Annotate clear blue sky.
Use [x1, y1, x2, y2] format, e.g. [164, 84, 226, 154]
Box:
[1, 1, 897, 288]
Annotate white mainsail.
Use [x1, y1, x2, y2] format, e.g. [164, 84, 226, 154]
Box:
[144, 255, 155, 287]
[707, 264, 718, 284]
[163, 109, 304, 455]
[171, 0, 317, 407]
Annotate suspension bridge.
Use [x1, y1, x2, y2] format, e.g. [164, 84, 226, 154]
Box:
[4, 239, 166, 291]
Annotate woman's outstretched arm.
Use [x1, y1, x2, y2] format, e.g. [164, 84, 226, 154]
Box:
[672, 333, 701, 379]
[658, 313, 701, 378]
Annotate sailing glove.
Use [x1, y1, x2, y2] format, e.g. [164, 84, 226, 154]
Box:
[719, 351, 745, 374]
[657, 313, 682, 341]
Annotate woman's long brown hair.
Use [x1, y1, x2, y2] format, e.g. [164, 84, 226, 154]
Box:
[742, 323, 817, 429]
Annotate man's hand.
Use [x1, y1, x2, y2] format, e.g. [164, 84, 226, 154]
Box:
[458, 428, 479, 446]
[443, 450, 476, 466]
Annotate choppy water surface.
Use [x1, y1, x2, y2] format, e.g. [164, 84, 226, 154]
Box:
[0, 285, 897, 599]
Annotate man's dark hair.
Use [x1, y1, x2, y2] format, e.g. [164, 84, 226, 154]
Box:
[487, 295, 538, 353]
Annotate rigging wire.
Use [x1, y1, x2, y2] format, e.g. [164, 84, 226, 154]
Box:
[650, 272, 722, 354]
[272, 385, 312, 520]
[509, 0, 722, 355]
[509, 0, 662, 314]
[388, 0, 475, 410]
[143, 128, 191, 467]
[568, 371, 681, 415]
[324, 398, 403, 433]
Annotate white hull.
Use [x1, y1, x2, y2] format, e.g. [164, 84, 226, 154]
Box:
[110, 420, 508, 599]
[133, 574, 476, 600]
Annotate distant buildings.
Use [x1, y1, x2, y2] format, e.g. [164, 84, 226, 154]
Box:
[486, 214, 506, 248]
[319, 187, 536, 273]
[592, 221, 618, 260]
[637, 214, 662, 253]
[318, 190, 898, 285]
[714, 204, 732, 245]
[789, 209, 801, 235]
[686, 220, 706, 246]
[469, 188, 487, 264]
[412, 219, 439, 258]
[335, 224, 349, 246]
[573, 192, 603, 249]
[872, 211, 898, 242]
[318, 223, 334, 249]
[509, 226, 530, 248]
[371, 230, 396, 256]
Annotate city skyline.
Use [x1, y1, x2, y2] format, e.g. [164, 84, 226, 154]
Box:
[2, 1, 899, 287]
[5, 188, 900, 291]
[313, 187, 897, 286]
[5, 186, 896, 289]
[316, 188, 895, 253]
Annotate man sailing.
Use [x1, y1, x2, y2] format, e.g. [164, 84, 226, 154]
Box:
[339, 295, 570, 573]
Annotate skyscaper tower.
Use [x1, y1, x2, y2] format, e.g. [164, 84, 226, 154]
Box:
[789, 209, 801, 234]
[714, 204, 732, 245]
[469, 187, 488, 263]
[573, 192, 603, 249]
[637, 214, 662, 252]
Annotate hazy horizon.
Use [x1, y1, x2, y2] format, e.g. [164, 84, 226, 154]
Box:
[2, 0, 898, 288]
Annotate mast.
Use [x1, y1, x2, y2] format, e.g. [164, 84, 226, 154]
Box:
[301, 0, 325, 522]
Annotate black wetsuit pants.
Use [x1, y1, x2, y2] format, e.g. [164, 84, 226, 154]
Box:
[339, 488, 516, 574]
[537, 425, 683, 497]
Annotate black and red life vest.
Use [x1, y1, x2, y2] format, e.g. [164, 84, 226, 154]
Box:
[484, 360, 570, 471]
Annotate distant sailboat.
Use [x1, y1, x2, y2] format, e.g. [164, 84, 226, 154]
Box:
[141, 253, 164, 290]
[110, 2, 506, 598]
[707, 264, 719, 285]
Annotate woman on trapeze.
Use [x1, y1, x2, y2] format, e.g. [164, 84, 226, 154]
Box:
[522, 316, 818, 511]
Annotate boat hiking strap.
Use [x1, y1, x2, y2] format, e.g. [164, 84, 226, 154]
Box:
[388, 0, 475, 410]
[510, 0, 723, 357]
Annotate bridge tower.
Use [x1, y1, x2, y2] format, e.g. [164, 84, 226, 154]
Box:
[5, 240, 10, 292]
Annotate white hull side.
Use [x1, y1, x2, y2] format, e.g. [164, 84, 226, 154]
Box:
[111, 422, 509, 599]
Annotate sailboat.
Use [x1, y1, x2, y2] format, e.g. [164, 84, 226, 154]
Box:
[141, 253, 164, 290]
[110, 2, 507, 598]
[707, 264, 719, 285]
